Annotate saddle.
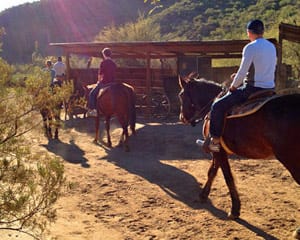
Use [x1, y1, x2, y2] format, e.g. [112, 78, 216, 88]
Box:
[202, 90, 278, 155]
[227, 90, 277, 119]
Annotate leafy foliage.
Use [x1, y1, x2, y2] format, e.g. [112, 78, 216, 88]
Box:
[94, 13, 168, 67]
[94, 13, 163, 42]
[0, 32, 68, 237]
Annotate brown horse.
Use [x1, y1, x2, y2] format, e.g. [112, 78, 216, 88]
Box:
[90, 82, 136, 152]
[178, 75, 300, 219]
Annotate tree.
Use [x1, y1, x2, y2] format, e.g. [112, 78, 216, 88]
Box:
[0, 31, 67, 239]
[94, 13, 166, 67]
[94, 13, 162, 42]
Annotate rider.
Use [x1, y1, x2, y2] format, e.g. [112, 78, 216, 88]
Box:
[196, 19, 277, 152]
[87, 47, 117, 117]
[53, 56, 66, 84]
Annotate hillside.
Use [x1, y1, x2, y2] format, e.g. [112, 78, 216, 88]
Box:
[0, 0, 149, 63]
[0, 0, 299, 64]
[151, 0, 299, 40]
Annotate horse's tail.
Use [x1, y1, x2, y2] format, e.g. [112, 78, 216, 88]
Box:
[127, 86, 136, 135]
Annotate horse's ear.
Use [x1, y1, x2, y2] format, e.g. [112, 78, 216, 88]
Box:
[178, 75, 187, 89]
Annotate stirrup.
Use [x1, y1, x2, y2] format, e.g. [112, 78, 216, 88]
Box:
[87, 109, 97, 117]
[196, 138, 220, 153]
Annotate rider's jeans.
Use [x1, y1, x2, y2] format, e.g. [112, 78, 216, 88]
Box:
[88, 82, 109, 109]
[209, 84, 269, 138]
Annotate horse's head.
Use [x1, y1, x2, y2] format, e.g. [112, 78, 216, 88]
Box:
[178, 75, 223, 126]
[178, 75, 197, 125]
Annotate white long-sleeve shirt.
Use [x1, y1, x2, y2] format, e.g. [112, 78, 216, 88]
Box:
[53, 61, 66, 77]
[231, 38, 277, 89]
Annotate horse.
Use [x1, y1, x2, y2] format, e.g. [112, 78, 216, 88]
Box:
[178, 75, 300, 219]
[40, 81, 63, 139]
[86, 82, 136, 152]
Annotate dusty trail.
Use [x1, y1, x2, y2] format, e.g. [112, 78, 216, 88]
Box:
[3, 116, 299, 240]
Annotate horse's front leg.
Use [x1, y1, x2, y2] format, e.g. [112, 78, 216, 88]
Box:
[218, 149, 240, 219]
[200, 156, 220, 202]
[105, 117, 112, 147]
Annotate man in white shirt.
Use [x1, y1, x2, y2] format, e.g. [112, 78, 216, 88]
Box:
[197, 19, 277, 152]
[53, 56, 66, 82]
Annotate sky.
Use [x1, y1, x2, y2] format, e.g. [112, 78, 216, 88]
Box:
[0, 0, 39, 12]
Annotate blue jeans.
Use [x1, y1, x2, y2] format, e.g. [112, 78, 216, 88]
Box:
[209, 85, 272, 138]
[88, 82, 114, 109]
[88, 83, 102, 109]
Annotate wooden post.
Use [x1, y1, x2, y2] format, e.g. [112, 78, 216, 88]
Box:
[276, 24, 285, 90]
[65, 52, 70, 82]
[145, 51, 151, 117]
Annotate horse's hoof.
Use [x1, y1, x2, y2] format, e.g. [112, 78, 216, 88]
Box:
[93, 139, 98, 144]
[293, 227, 300, 239]
[227, 212, 239, 220]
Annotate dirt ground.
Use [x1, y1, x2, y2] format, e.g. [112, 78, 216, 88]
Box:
[3, 115, 300, 240]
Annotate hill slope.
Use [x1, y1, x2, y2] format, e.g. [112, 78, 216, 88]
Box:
[0, 0, 299, 64]
[0, 0, 149, 63]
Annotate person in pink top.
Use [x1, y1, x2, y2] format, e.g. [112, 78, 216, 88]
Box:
[87, 48, 117, 117]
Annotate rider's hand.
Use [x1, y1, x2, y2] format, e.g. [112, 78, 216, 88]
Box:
[229, 86, 237, 92]
[230, 73, 236, 80]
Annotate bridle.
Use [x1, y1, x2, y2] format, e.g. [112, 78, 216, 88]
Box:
[185, 87, 227, 126]
[187, 96, 215, 126]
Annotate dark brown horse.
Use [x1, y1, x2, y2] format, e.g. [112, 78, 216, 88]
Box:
[40, 86, 63, 139]
[40, 104, 61, 139]
[91, 82, 136, 152]
[178, 75, 300, 219]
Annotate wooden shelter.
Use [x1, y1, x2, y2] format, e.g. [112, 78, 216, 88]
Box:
[50, 38, 278, 115]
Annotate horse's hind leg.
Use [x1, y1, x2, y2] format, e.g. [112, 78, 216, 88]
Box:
[116, 115, 130, 151]
[105, 117, 112, 147]
[54, 115, 61, 139]
[54, 126, 59, 139]
[121, 126, 129, 152]
[46, 118, 53, 138]
[217, 150, 240, 219]
[43, 119, 52, 138]
[41, 111, 51, 138]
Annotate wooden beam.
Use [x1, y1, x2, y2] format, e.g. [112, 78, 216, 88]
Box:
[279, 23, 300, 43]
